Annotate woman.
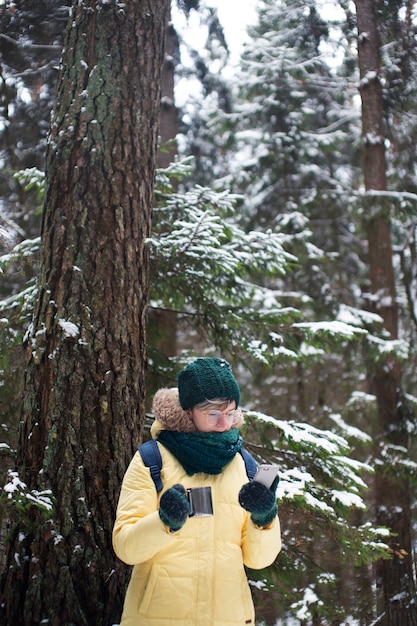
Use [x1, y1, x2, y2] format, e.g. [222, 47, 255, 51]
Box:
[113, 357, 281, 625]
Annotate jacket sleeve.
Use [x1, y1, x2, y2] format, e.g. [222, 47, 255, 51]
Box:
[112, 451, 177, 565]
[241, 512, 282, 570]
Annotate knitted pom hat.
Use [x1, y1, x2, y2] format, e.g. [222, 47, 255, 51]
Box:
[177, 357, 241, 410]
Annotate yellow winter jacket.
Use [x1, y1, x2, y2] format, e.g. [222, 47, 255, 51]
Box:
[113, 435, 281, 626]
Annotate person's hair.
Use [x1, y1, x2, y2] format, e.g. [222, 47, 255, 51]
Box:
[194, 398, 234, 411]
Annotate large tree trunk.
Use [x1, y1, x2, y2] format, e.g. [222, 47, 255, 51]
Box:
[354, 1, 417, 624]
[0, 0, 169, 624]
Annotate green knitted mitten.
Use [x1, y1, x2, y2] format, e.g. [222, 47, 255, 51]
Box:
[238, 480, 278, 527]
[159, 484, 191, 531]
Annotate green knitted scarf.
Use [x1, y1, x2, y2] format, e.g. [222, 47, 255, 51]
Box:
[157, 428, 243, 476]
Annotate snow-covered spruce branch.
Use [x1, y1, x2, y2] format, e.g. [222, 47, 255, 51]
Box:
[243, 410, 390, 564]
[0, 33, 62, 51]
[2, 469, 54, 516]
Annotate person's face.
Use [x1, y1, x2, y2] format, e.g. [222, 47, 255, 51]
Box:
[190, 401, 239, 433]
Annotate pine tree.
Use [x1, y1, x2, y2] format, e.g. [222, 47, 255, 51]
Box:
[0, 0, 170, 623]
[354, 0, 417, 622]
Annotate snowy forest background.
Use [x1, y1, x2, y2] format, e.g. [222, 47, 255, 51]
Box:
[0, 0, 417, 624]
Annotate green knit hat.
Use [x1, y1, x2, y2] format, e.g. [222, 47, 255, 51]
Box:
[177, 357, 241, 410]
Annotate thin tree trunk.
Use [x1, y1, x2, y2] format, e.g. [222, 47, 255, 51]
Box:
[0, 0, 169, 624]
[149, 4, 179, 379]
[354, 1, 417, 624]
[158, 4, 179, 170]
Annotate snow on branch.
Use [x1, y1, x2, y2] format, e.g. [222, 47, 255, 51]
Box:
[243, 409, 390, 565]
[2, 470, 54, 515]
[0, 237, 41, 273]
[246, 409, 374, 514]
[293, 320, 368, 340]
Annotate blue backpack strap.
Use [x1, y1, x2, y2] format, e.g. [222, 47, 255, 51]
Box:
[240, 448, 257, 481]
[138, 439, 163, 492]
[139, 440, 256, 490]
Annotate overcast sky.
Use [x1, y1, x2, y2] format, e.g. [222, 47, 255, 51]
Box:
[207, 0, 257, 61]
[173, 0, 258, 69]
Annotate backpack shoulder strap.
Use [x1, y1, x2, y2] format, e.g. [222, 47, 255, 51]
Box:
[138, 440, 257, 490]
[240, 448, 257, 481]
[138, 439, 163, 492]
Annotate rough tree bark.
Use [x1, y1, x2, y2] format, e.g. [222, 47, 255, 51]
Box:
[354, 1, 417, 624]
[0, 0, 170, 624]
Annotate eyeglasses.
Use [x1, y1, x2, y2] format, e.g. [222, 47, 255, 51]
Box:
[205, 409, 242, 426]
